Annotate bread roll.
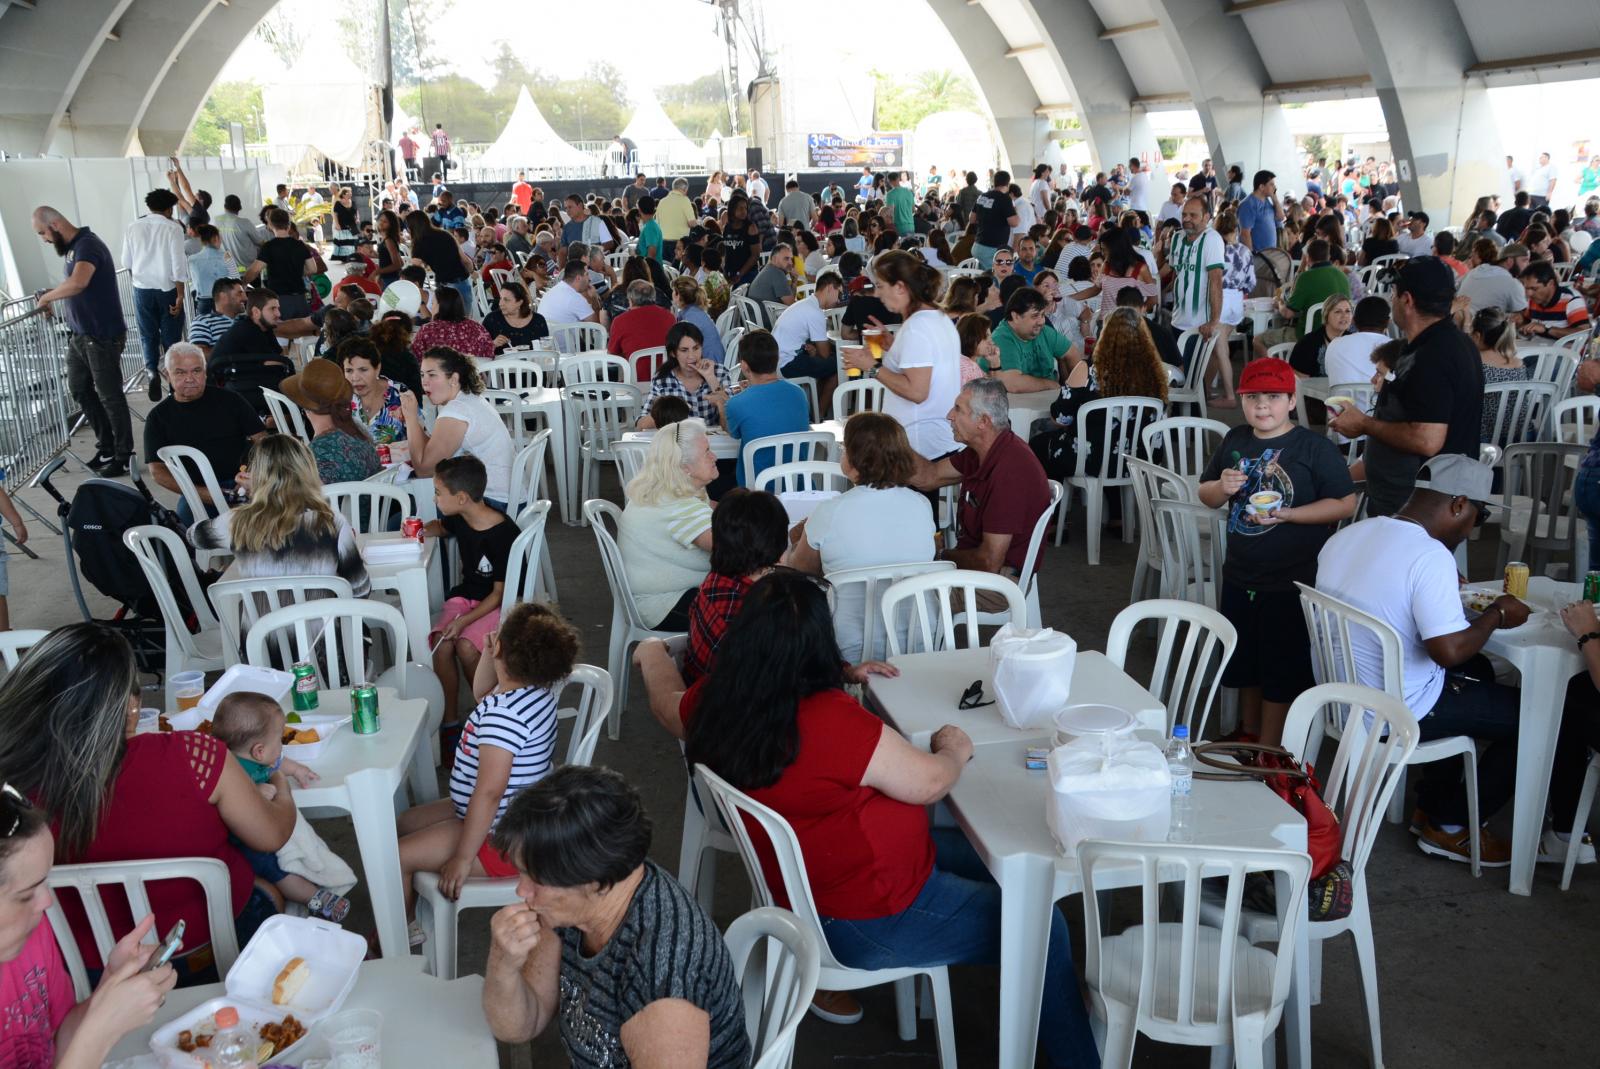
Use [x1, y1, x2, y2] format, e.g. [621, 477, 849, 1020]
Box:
[273, 956, 309, 1005]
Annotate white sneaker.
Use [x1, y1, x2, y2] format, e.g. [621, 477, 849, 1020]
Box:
[1538, 828, 1596, 865]
[408, 920, 428, 948]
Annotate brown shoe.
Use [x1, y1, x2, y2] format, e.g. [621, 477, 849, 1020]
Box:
[1409, 808, 1426, 836]
[809, 989, 864, 1024]
[1417, 823, 1511, 867]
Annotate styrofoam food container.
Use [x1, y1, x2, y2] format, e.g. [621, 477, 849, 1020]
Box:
[149, 916, 365, 1067]
[197, 664, 294, 715]
[280, 713, 350, 762]
[1052, 703, 1137, 748]
[1461, 580, 1550, 634]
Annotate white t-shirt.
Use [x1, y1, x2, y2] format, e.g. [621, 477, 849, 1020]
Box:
[618, 496, 712, 628]
[1156, 199, 1184, 225]
[772, 296, 828, 368]
[1324, 331, 1388, 388]
[749, 177, 770, 204]
[1129, 170, 1151, 213]
[1029, 178, 1053, 221]
[538, 280, 592, 327]
[1011, 196, 1036, 239]
[437, 393, 514, 502]
[1315, 516, 1466, 716]
[1528, 163, 1557, 198]
[881, 309, 961, 459]
[1395, 231, 1433, 258]
[804, 485, 936, 662]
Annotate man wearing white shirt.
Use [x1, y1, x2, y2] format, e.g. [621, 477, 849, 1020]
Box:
[123, 188, 188, 401]
[1127, 157, 1152, 215]
[1028, 164, 1054, 222]
[1010, 182, 1035, 242]
[1323, 297, 1392, 386]
[539, 261, 601, 336]
[1504, 155, 1523, 201]
[1155, 183, 1186, 225]
[1395, 211, 1435, 259]
[1527, 151, 1557, 209]
[772, 272, 843, 415]
[747, 170, 769, 205]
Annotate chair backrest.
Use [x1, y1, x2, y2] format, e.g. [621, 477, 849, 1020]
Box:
[567, 383, 642, 461]
[1016, 480, 1064, 595]
[1106, 598, 1238, 739]
[506, 429, 554, 518]
[629, 346, 668, 383]
[1521, 347, 1580, 399]
[243, 597, 408, 687]
[155, 445, 231, 521]
[879, 569, 1028, 654]
[1078, 841, 1310, 1037]
[612, 440, 651, 498]
[553, 663, 611, 765]
[1483, 380, 1557, 447]
[822, 305, 845, 335]
[1304, 300, 1327, 335]
[1280, 682, 1419, 879]
[1147, 499, 1225, 608]
[583, 498, 655, 631]
[478, 358, 546, 394]
[1370, 253, 1408, 268]
[46, 857, 241, 1001]
[209, 573, 354, 667]
[604, 251, 630, 271]
[725, 907, 822, 1069]
[734, 295, 765, 331]
[500, 500, 553, 607]
[561, 352, 635, 386]
[831, 378, 886, 422]
[1502, 441, 1584, 562]
[260, 387, 311, 442]
[322, 481, 412, 534]
[1127, 457, 1196, 571]
[122, 525, 219, 660]
[1073, 396, 1165, 484]
[549, 320, 607, 355]
[1553, 395, 1600, 445]
[741, 432, 835, 486]
[0, 628, 47, 670]
[1169, 331, 1218, 408]
[762, 300, 790, 330]
[722, 328, 747, 374]
[824, 560, 954, 663]
[484, 388, 537, 447]
[715, 307, 743, 349]
[753, 460, 850, 496]
[1140, 417, 1228, 481]
[1295, 581, 1406, 703]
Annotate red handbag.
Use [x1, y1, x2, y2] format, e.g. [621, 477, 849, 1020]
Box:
[1194, 742, 1343, 879]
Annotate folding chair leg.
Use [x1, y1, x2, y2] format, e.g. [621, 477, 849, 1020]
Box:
[1350, 897, 1385, 1068]
[1562, 754, 1600, 891]
[1463, 748, 1482, 878]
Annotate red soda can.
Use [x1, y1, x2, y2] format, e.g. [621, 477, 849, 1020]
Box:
[377, 443, 391, 465]
[401, 516, 423, 540]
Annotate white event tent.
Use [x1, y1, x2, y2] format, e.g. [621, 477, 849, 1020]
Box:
[621, 91, 703, 171]
[262, 51, 380, 171]
[476, 85, 593, 173]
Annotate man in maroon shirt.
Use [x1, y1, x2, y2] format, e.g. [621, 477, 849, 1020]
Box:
[912, 378, 1051, 610]
[606, 279, 675, 371]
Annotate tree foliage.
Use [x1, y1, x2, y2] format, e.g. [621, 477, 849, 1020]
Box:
[871, 69, 979, 132]
[181, 80, 265, 156]
[658, 72, 747, 142]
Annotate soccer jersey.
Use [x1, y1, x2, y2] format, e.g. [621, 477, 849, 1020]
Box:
[1166, 227, 1225, 330]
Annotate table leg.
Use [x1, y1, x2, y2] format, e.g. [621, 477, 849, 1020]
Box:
[393, 571, 431, 669]
[406, 723, 439, 805]
[543, 404, 573, 526]
[1510, 648, 1569, 896]
[349, 771, 409, 957]
[995, 853, 1057, 1069]
[564, 400, 582, 526]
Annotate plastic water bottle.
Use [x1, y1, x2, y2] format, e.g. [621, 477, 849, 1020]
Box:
[208, 1006, 258, 1069]
[1167, 725, 1195, 843]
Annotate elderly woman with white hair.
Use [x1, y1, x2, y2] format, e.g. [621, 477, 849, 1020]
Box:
[617, 418, 718, 631]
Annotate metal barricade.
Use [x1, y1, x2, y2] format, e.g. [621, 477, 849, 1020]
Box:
[116, 268, 148, 389]
[0, 303, 72, 499]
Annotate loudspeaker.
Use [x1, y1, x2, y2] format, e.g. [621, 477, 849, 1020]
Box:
[745, 147, 763, 173]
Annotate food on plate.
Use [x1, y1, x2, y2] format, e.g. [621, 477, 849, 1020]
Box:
[175, 1011, 306, 1057]
[176, 1026, 213, 1052]
[259, 1014, 307, 1053]
[1461, 589, 1498, 613]
[273, 956, 309, 1005]
[282, 727, 321, 745]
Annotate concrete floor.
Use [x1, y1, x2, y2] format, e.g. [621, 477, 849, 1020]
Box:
[7, 392, 1600, 1068]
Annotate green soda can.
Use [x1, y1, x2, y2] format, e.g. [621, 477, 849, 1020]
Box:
[351, 684, 380, 735]
[1586, 572, 1600, 604]
[291, 662, 320, 712]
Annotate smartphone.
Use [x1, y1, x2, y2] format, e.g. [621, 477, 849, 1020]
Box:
[143, 919, 185, 972]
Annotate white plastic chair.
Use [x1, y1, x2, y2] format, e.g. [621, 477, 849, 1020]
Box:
[567, 383, 643, 506]
[323, 481, 412, 534]
[1165, 331, 1219, 419]
[123, 525, 226, 708]
[46, 857, 241, 1001]
[478, 358, 546, 394]
[260, 387, 312, 442]
[1482, 380, 1557, 449]
[1054, 396, 1165, 563]
[715, 306, 743, 350]
[1105, 598, 1237, 739]
[0, 628, 47, 670]
[831, 378, 886, 422]
[548, 320, 607, 355]
[628, 345, 668, 383]
[1079, 840, 1311, 1069]
[697, 766, 957, 1067]
[208, 575, 354, 667]
[502, 500, 553, 604]
[611, 440, 651, 500]
[1297, 581, 1482, 875]
[1140, 416, 1228, 481]
[878, 569, 1028, 655]
[753, 460, 850, 496]
[1553, 395, 1600, 445]
[968, 480, 1060, 630]
[722, 327, 747, 375]
[1126, 458, 1199, 604]
[562, 353, 634, 388]
[506, 431, 557, 599]
[244, 597, 406, 689]
[605, 251, 631, 272]
[1148, 498, 1227, 609]
[1496, 442, 1584, 578]
[1561, 751, 1600, 891]
[415, 664, 612, 979]
[733, 294, 765, 332]
[1522, 347, 1580, 403]
[585, 499, 685, 739]
[485, 389, 538, 447]
[1322, 382, 1379, 459]
[155, 443, 233, 525]
[724, 907, 822, 1069]
[741, 431, 835, 489]
[824, 561, 954, 663]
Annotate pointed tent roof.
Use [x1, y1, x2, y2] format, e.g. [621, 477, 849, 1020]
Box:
[478, 86, 592, 170]
[621, 90, 702, 170]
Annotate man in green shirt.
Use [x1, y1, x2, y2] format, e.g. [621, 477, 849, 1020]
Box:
[885, 171, 915, 236]
[989, 287, 1071, 393]
[636, 197, 663, 261]
[1254, 237, 1352, 354]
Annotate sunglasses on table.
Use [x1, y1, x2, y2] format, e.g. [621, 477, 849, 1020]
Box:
[958, 679, 995, 710]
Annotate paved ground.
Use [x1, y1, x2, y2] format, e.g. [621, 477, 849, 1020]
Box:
[7, 392, 1600, 1068]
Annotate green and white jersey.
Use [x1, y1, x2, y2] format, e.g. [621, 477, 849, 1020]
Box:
[1166, 227, 1225, 329]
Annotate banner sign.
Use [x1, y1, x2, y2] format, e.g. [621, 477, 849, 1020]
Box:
[806, 133, 905, 168]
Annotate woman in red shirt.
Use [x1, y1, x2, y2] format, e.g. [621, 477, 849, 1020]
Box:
[636, 573, 1098, 1067]
[0, 625, 297, 985]
[412, 286, 493, 360]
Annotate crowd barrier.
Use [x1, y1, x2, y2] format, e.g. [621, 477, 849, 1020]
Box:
[0, 300, 72, 499]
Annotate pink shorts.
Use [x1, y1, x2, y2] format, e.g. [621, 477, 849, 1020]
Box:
[431, 597, 501, 652]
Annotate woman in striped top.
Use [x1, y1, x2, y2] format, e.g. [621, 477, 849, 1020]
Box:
[396, 603, 577, 938]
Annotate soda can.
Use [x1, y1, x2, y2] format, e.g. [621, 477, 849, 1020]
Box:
[1504, 561, 1530, 599]
[291, 662, 320, 712]
[1586, 571, 1600, 604]
[377, 443, 391, 466]
[350, 685, 380, 735]
[401, 516, 424, 541]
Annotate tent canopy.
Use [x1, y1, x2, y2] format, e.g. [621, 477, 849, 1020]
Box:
[621, 91, 702, 170]
[477, 86, 592, 170]
[262, 51, 378, 170]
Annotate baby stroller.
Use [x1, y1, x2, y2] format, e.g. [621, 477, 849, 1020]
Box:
[36, 455, 199, 677]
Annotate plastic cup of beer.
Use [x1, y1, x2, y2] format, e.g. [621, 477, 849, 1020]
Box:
[863, 327, 889, 363]
[170, 671, 206, 712]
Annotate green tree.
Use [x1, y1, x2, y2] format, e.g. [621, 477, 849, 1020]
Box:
[871, 68, 980, 131]
[181, 80, 265, 156]
[659, 72, 748, 141]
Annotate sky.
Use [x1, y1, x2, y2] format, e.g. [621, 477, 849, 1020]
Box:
[222, 0, 973, 91]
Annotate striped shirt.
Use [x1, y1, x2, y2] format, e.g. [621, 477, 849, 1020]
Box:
[449, 686, 558, 824]
[1166, 227, 1224, 329]
[557, 861, 750, 1069]
[190, 312, 234, 350]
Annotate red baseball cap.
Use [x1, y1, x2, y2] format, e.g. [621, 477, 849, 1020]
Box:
[1238, 358, 1297, 395]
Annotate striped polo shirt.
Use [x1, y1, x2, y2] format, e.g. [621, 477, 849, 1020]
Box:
[448, 685, 558, 824]
[1166, 226, 1225, 330]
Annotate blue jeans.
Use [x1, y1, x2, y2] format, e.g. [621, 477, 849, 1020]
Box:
[448, 278, 474, 315]
[1574, 463, 1600, 573]
[820, 829, 1099, 1069]
[973, 243, 1001, 269]
[134, 287, 184, 374]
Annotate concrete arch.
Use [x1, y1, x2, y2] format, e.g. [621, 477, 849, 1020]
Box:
[0, 0, 132, 154]
[131, 0, 278, 157]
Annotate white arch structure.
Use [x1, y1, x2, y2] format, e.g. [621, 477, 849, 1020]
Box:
[2, 0, 1598, 218]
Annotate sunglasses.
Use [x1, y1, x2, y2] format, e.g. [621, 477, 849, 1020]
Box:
[1473, 501, 1492, 528]
[2, 783, 34, 839]
[958, 679, 995, 710]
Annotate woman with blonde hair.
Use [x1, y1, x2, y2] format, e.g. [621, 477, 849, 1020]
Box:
[1472, 306, 1532, 443]
[671, 274, 725, 365]
[190, 434, 370, 595]
[1030, 306, 1168, 480]
[618, 418, 719, 630]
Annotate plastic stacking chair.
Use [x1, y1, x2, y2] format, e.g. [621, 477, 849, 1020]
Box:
[878, 569, 1028, 654]
[1053, 396, 1164, 563]
[1105, 599, 1237, 739]
[414, 665, 612, 979]
[831, 378, 886, 422]
[1496, 443, 1583, 579]
[208, 575, 353, 667]
[123, 525, 226, 708]
[725, 908, 823, 1069]
[1561, 751, 1600, 891]
[0, 628, 48, 670]
[478, 358, 546, 395]
[612, 440, 651, 500]
[1140, 417, 1228, 481]
[753, 461, 850, 496]
[741, 432, 835, 490]
[506, 431, 557, 601]
[323, 481, 412, 534]
[155, 443, 233, 523]
[502, 501, 553, 605]
[1553, 395, 1600, 446]
[1166, 330, 1220, 419]
[1126, 458, 1199, 604]
[260, 387, 312, 442]
[548, 320, 607, 355]
[698, 766, 957, 1067]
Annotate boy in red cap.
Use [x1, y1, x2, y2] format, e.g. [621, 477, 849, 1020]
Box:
[1198, 357, 1358, 743]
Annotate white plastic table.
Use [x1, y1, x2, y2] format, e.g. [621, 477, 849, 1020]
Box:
[502, 384, 575, 525]
[1008, 390, 1057, 432]
[107, 956, 494, 1066]
[865, 646, 1169, 748]
[1295, 375, 1332, 426]
[1465, 575, 1588, 895]
[290, 687, 436, 959]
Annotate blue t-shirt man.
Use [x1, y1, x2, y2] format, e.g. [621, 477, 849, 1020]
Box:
[1237, 191, 1279, 250]
[725, 379, 811, 487]
[61, 227, 125, 339]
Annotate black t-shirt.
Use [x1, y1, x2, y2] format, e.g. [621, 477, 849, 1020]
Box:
[1084, 184, 1114, 208]
[1287, 328, 1348, 378]
[209, 318, 294, 415]
[257, 237, 311, 296]
[443, 512, 520, 601]
[1362, 319, 1485, 516]
[483, 309, 550, 352]
[841, 293, 902, 333]
[720, 223, 759, 278]
[143, 387, 264, 485]
[1361, 237, 1399, 263]
[413, 229, 467, 283]
[973, 189, 1015, 247]
[1496, 207, 1532, 241]
[1200, 424, 1355, 590]
[334, 202, 358, 231]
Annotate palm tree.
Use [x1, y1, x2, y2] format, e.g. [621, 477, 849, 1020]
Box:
[912, 70, 978, 114]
